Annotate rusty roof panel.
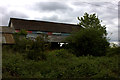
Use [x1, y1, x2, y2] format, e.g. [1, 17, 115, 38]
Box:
[9, 18, 81, 33]
[0, 26, 15, 33]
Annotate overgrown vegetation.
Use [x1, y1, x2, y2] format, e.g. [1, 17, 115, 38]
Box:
[9, 30, 50, 61]
[2, 48, 119, 78]
[65, 28, 110, 56]
[2, 13, 120, 79]
[65, 13, 110, 56]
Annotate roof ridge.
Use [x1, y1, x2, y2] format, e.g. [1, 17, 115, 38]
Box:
[10, 17, 78, 26]
[9, 17, 81, 33]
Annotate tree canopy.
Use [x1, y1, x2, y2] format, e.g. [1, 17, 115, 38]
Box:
[77, 13, 107, 36]
[65, 13, 110, 56]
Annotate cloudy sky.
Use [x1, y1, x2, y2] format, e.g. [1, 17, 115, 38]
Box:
[0, 0, 119, 44]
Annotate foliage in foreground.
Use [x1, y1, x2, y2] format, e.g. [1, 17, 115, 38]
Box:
[107, 46, 120, 56]
[11, 32, 50, 61]
[65, 28, 110, 56]
[2, 49, 119, 78]
[65, 13, 110, 56]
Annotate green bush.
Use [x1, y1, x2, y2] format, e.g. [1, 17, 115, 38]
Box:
[107, 46, 120, 56]
[65, 28, 110, 56]
[2, 51, 25, 77]
[11, 33, 50, 61]
[26, 50, 46, 61]
[2, 50, 45, 78]
[65, 13, 110, 57]
[26, 36, 50, 61]
[47, 49, 74, 59]
[2, 49, 119, 78]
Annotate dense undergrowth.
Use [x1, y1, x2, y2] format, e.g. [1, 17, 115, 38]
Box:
[2, 47, 120, 79]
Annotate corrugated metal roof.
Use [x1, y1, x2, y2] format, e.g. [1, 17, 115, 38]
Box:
[9, 18, 81, 33]
[48, 35, 67, 42]
[0, 26, 15, 33]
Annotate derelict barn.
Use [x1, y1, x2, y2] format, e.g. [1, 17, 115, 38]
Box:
[7, 18, 80, 48]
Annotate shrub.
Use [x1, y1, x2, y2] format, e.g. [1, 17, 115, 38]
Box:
[2, 49, 119, 78]
[65, 28, 110, 56]
[47, 49, 74, 59]
[2, 52, 25, 77]
[107, 46, 120, 56]
[26, 50, 47, 61]
[12, 33, 50, 61]
[26, 36, 50, 61]
[65, 13, 110, 57]
[3, 48, 118, 78]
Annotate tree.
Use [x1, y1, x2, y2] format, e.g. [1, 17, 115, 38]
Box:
[77, 13, 107, 36]
[13, 29, 28, 52]
[26, 35, 51, 61]
[65, 13, 110, 56]
[17, 29, 27, 36]
[13, 31, 50, 60]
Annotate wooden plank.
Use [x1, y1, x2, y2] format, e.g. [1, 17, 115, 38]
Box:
[3, 34, 15, 44]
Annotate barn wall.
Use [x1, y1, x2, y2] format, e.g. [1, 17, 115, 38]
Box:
[2, 34, 15, 44]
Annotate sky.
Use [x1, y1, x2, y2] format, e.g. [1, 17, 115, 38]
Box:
[0, 0, 119, 45]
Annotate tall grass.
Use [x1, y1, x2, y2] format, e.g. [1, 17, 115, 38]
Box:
[2, 49, 119, 78]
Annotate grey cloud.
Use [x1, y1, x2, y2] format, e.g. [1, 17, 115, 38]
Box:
[108, 32, 118, 42]
[72, 2, 90, 6]
[86, 2, 118, 28]
[73, 2, 117, 9]
[72, 2, 117, 17]
[1, 10, 28, 26]
[34, 2, 73, 12]
[41, 15, 59, 22]
[73, 2, 103, 7]
[0, 7, 8, 14]
[39, 15, 74, 24]
[0, 6, 28, 26]
[58, 17, 75, 24]
[107, 25, 118, 42]
[87, 2, 117, 15]
[9, 11, 28, 18]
